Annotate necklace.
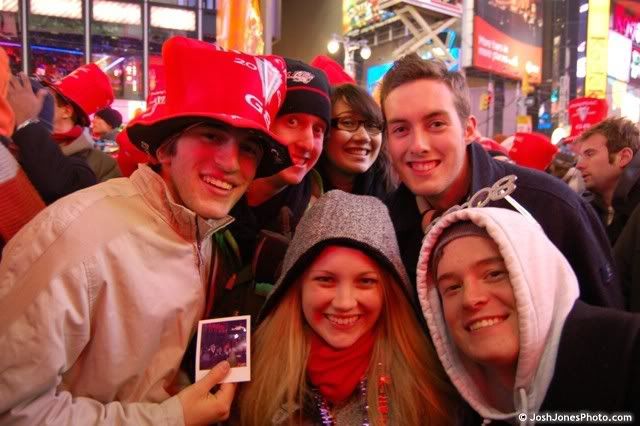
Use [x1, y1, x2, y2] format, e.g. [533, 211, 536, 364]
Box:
[312, 378, 370, 426]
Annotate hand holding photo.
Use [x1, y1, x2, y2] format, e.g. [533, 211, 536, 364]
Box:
[195, 315, 250, 383]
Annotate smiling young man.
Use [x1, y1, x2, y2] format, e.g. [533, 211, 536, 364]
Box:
[417, 207, 640, 422]
[246, 58, 331, 232]
[575, 117, 640, 244]
[0, 37, 290, 425]
[381, 54, 623, 308]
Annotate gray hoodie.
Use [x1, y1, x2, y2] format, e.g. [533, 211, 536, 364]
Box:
[416, 207, 580, 424]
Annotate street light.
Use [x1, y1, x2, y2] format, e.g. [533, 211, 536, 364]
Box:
[326, 34, 371, 78]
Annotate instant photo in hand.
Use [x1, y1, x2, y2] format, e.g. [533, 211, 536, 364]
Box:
[195, 315, 251, 383]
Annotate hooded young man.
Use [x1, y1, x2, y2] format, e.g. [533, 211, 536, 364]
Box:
[417, 207, 640, 423]
[381, 54, 622, 308]
[0, 37, 290, 426]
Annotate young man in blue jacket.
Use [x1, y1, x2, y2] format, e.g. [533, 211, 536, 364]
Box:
[381, 54, 622, 308]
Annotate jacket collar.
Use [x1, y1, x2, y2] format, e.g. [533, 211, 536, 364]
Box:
[613, 150, 640, 210]
[468, 142, 506, 194]
[130, 164, 234, 241]
[59, 127, 94, 156]
[389, 142, 499, 232]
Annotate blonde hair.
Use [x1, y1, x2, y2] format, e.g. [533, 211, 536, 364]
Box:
[238, 260, 458, 425]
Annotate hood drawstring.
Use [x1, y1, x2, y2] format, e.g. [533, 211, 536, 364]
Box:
[517, 387, 529, 425]
[480, 387, 530, 426]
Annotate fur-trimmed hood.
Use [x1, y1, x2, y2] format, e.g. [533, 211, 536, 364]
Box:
[416, 207, 579, 424]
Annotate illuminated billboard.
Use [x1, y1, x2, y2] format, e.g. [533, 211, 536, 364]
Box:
[608, 30, 632, 82]
[343, 0, 394, 33]
[585, 0, 610, 99]
[472, 0, 543, 83]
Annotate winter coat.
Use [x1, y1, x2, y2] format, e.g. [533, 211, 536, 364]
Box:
[608, 150, 640, 244]
[614, 203, 640, 312]
[386, 142, 622, 308]
[0, 141, 44, 251]
[0, 165, 234, 425]
[60, 127, 122, 182]
[416, 207, 640, 424]
[250, 171, 318, 234]
[13, 121, 97, 204]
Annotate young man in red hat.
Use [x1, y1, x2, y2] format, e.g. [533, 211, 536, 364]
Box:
[380, 54, 622, 309]
[0, 37, 290, 425]
[46, 63, 122, 182]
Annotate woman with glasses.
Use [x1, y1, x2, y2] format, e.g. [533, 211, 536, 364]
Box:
[317, 84, 397, 199]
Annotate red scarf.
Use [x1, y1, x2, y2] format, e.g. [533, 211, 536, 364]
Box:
[306, 331, 375, 404]
[52, 125, 83, 145]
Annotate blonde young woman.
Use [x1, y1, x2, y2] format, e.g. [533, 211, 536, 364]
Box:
[238, 190, 459, 425]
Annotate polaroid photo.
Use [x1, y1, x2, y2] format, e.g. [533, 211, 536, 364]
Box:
[195, 315, 251, 383]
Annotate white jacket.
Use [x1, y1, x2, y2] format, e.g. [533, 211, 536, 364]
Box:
[416, 207, 580, 424]
[0, 165, 232, 425]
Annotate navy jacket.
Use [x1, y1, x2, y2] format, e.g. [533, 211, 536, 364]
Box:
[386, 143, 623, 308]
[541, 300, 640, 414]
[609, 151, 640, 244]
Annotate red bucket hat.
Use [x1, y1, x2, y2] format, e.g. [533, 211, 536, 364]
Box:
[44, 63, 114, 127]
[126, 36, 291, 178]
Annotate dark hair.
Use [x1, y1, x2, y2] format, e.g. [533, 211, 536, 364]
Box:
[379, 54, 471, 124]
[323, 83, 397, 195]
[52, 92, 79, 125]
[578, 116, 640, 163]
[331, 83, 383, 126]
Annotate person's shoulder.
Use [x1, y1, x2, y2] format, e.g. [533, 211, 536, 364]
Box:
[0, 179, 142, 291]
[6, 179, 138, 250]
[503, 162, 586, 208]
[384, 183, 413, 208]
[566, 300, 640, 333]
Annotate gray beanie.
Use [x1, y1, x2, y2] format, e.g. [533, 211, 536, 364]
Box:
[430, 221, 490, 278]
[258, 190, 412, 322]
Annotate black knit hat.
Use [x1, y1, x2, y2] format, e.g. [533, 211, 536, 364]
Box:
[95, 107, 123, 129]
[279, 58, 331, 128]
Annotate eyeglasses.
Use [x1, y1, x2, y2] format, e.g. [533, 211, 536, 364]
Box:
[331, 117, 384, 135]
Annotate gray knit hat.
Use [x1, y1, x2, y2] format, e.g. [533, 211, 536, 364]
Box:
[430, 221, 490, 278]
[258, 190, 412, 322]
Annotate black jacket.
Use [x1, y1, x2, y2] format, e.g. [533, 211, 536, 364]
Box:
[614, 204, 640, 312]
[316, 160, 393, 201]
[13, 122, 97, 204]
[609, 151, 640, 244]
[386, 143, 623, 308]
[541, 300, 640, 414]
[462, 300, 640, 425]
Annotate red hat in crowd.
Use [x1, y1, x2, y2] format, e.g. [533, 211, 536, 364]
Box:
[115, 130, 151, 178]
[44, 63, 114, 127]
[126, 36, 291, 178]
[509, 132, 558, 171]
[310, 55, 355, 86]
